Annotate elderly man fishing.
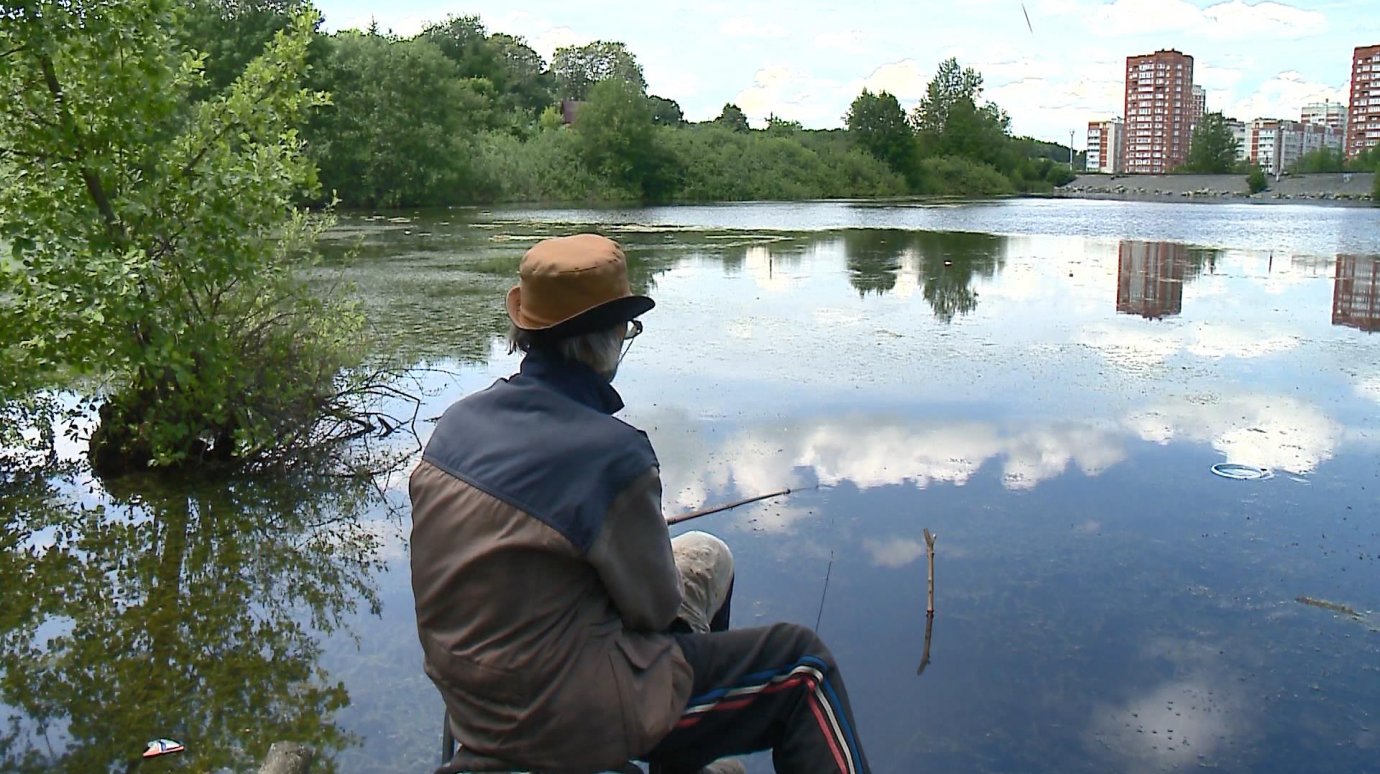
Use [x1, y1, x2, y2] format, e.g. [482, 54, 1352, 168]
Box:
[410, 234, 870, 774]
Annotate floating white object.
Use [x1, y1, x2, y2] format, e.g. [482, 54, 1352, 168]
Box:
[1210, 463, 1272, 480]
[143, 739, 185, 758]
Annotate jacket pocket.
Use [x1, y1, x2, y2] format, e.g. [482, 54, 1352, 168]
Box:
[609, 635, 682, 756]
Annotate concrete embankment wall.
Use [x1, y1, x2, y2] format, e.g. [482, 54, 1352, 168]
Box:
[1057, 172, 1376, 203]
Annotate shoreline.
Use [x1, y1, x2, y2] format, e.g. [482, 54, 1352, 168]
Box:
[1053, 171, 1376, 207]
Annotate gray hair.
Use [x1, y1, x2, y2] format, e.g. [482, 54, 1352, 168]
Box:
[507, 323, 626, 380]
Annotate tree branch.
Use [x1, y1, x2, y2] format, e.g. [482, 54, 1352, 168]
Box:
[36, 52, 124, 245]
[0, 146, 77, 163]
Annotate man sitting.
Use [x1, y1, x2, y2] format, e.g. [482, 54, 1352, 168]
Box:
[410, 234, 870, 773]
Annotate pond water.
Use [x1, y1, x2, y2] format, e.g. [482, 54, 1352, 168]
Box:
[4, 198, 1380, 773]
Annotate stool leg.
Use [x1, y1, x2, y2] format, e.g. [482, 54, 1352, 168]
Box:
[441, 708, 455, 766]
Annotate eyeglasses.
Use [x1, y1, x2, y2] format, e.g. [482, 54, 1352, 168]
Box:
[619, 319, 643, 364]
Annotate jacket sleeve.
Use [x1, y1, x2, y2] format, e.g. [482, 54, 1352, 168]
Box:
[587, 466, 682, 632]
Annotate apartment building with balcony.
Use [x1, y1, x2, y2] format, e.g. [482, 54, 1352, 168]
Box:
[1301, 100, 1348, 134]
[1123, 49, 1195, 173]
[1346, 44, 1380, 158]
[1247, 118, 1344, 174]
[1190, 85, 1206, 133]
[1086, 118, 1124, 173]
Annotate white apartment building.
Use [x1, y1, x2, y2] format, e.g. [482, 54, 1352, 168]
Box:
[1086, 118, 1124, 173]
[1301, 101, 1348, 134]
[1247, 119, 1343, 175]
[1226, 118, 1249, 161]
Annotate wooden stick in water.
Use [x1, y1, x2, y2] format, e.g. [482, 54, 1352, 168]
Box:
[924, 528, 937, 615]
[916, 612, 934, 676]
[917, 528, 938, 676]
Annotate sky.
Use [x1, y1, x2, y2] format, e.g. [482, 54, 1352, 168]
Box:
[313, 0, 1380, 147]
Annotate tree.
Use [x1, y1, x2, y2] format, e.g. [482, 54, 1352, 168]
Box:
[1182, 112, 1239, 173]
[1372, 171, 1379, 204]
[765, 114, 804, 135]
[551, 41, 646, 100]
[1290, 147, 1346, 174]
[419, 17, 553, 118]
[309, 31, 489, 207]
[910, 58, 1011, 168]
[573, 78, 676, 198]
[845, 89, 914, 177]
[178, 0, 314, 97]
[715, 103, 750, 132]
[1247, 166, 1269, 193]
[0, 2, 367, 474]
[648, 95, 685, 126]
[0, 468, 381, 771]
[1349, 145, 1380, 173]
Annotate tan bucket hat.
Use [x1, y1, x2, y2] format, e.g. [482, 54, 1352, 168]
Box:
[506, 234, 654, 337]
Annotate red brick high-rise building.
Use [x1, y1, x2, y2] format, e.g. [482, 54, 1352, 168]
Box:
[1123, 50, 1195, 173]
[1347, 44, 1380, 158]
[1117, 241, 1188, 319]
[1333, 255, 1380, 332]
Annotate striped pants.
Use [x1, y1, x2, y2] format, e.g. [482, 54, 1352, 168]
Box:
[647, 622, 869, 773]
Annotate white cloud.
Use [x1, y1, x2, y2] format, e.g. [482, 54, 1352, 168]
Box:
[719, 16, 789, 39]
[1126, 393, 1342, 474]
[1086, 638, 1256, 772]
[857, 60, 930, 102]
[1358, 376, 1380, 405]
[531, 26, 588, 62]
[815, 29, 867, 52]
[1225, 71, 1346, 122]
[863, 537, 926, 568]
[1089, 678, 1241, 770]
[1092, 0, 1326, 40]
[1201, 0, 1327, 38]
[1078, 323, 1182, 370]
[647, 411, 1128, 521]
[1080, 321, 1302, 370]
[326, 13, 429, 36]
[1184, 325, 1299, 359]
[1194, 63, 1245, 93]
[732, 67, 852, 127]
[1093, 0, 1213, 36]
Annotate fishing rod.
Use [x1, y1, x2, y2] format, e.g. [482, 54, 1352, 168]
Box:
[666, 487, 800, 526]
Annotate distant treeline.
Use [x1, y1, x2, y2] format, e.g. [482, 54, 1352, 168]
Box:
[181, 1, 1079, 208]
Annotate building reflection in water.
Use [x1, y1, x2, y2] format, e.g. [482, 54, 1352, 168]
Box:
[1116, 240, 1188, 319]
[1332, 255, 1380, 332]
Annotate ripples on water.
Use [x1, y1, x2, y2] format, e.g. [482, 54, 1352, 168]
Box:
[4, 200, 1379, 772]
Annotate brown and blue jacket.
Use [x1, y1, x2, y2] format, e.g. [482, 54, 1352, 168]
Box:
[409, 351, 692, 771]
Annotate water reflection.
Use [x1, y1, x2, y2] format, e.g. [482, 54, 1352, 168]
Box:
[1332, 255, 1380, 332]
[646, 410, 1128, 531]
[1127, 393, 1341, 473]
[316, 214, 680, 366]
[1114, 241, 1217, 320]
[843, 231, 903, 297]
[1085, 639, 1252, 773]
[843, 231, 1005, 321]
[0, 468, 383, 772]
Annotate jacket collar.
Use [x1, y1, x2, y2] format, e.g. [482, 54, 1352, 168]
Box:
[517, 350, 625, 415]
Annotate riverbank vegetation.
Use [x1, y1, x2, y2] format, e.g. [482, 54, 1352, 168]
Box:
[0, 2, 406, 476]
[177, 2, 1074, 207]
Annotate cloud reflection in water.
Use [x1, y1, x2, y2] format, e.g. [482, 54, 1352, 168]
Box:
[1127, 393, 1342, 474]
[645, 411, 1128, 519]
